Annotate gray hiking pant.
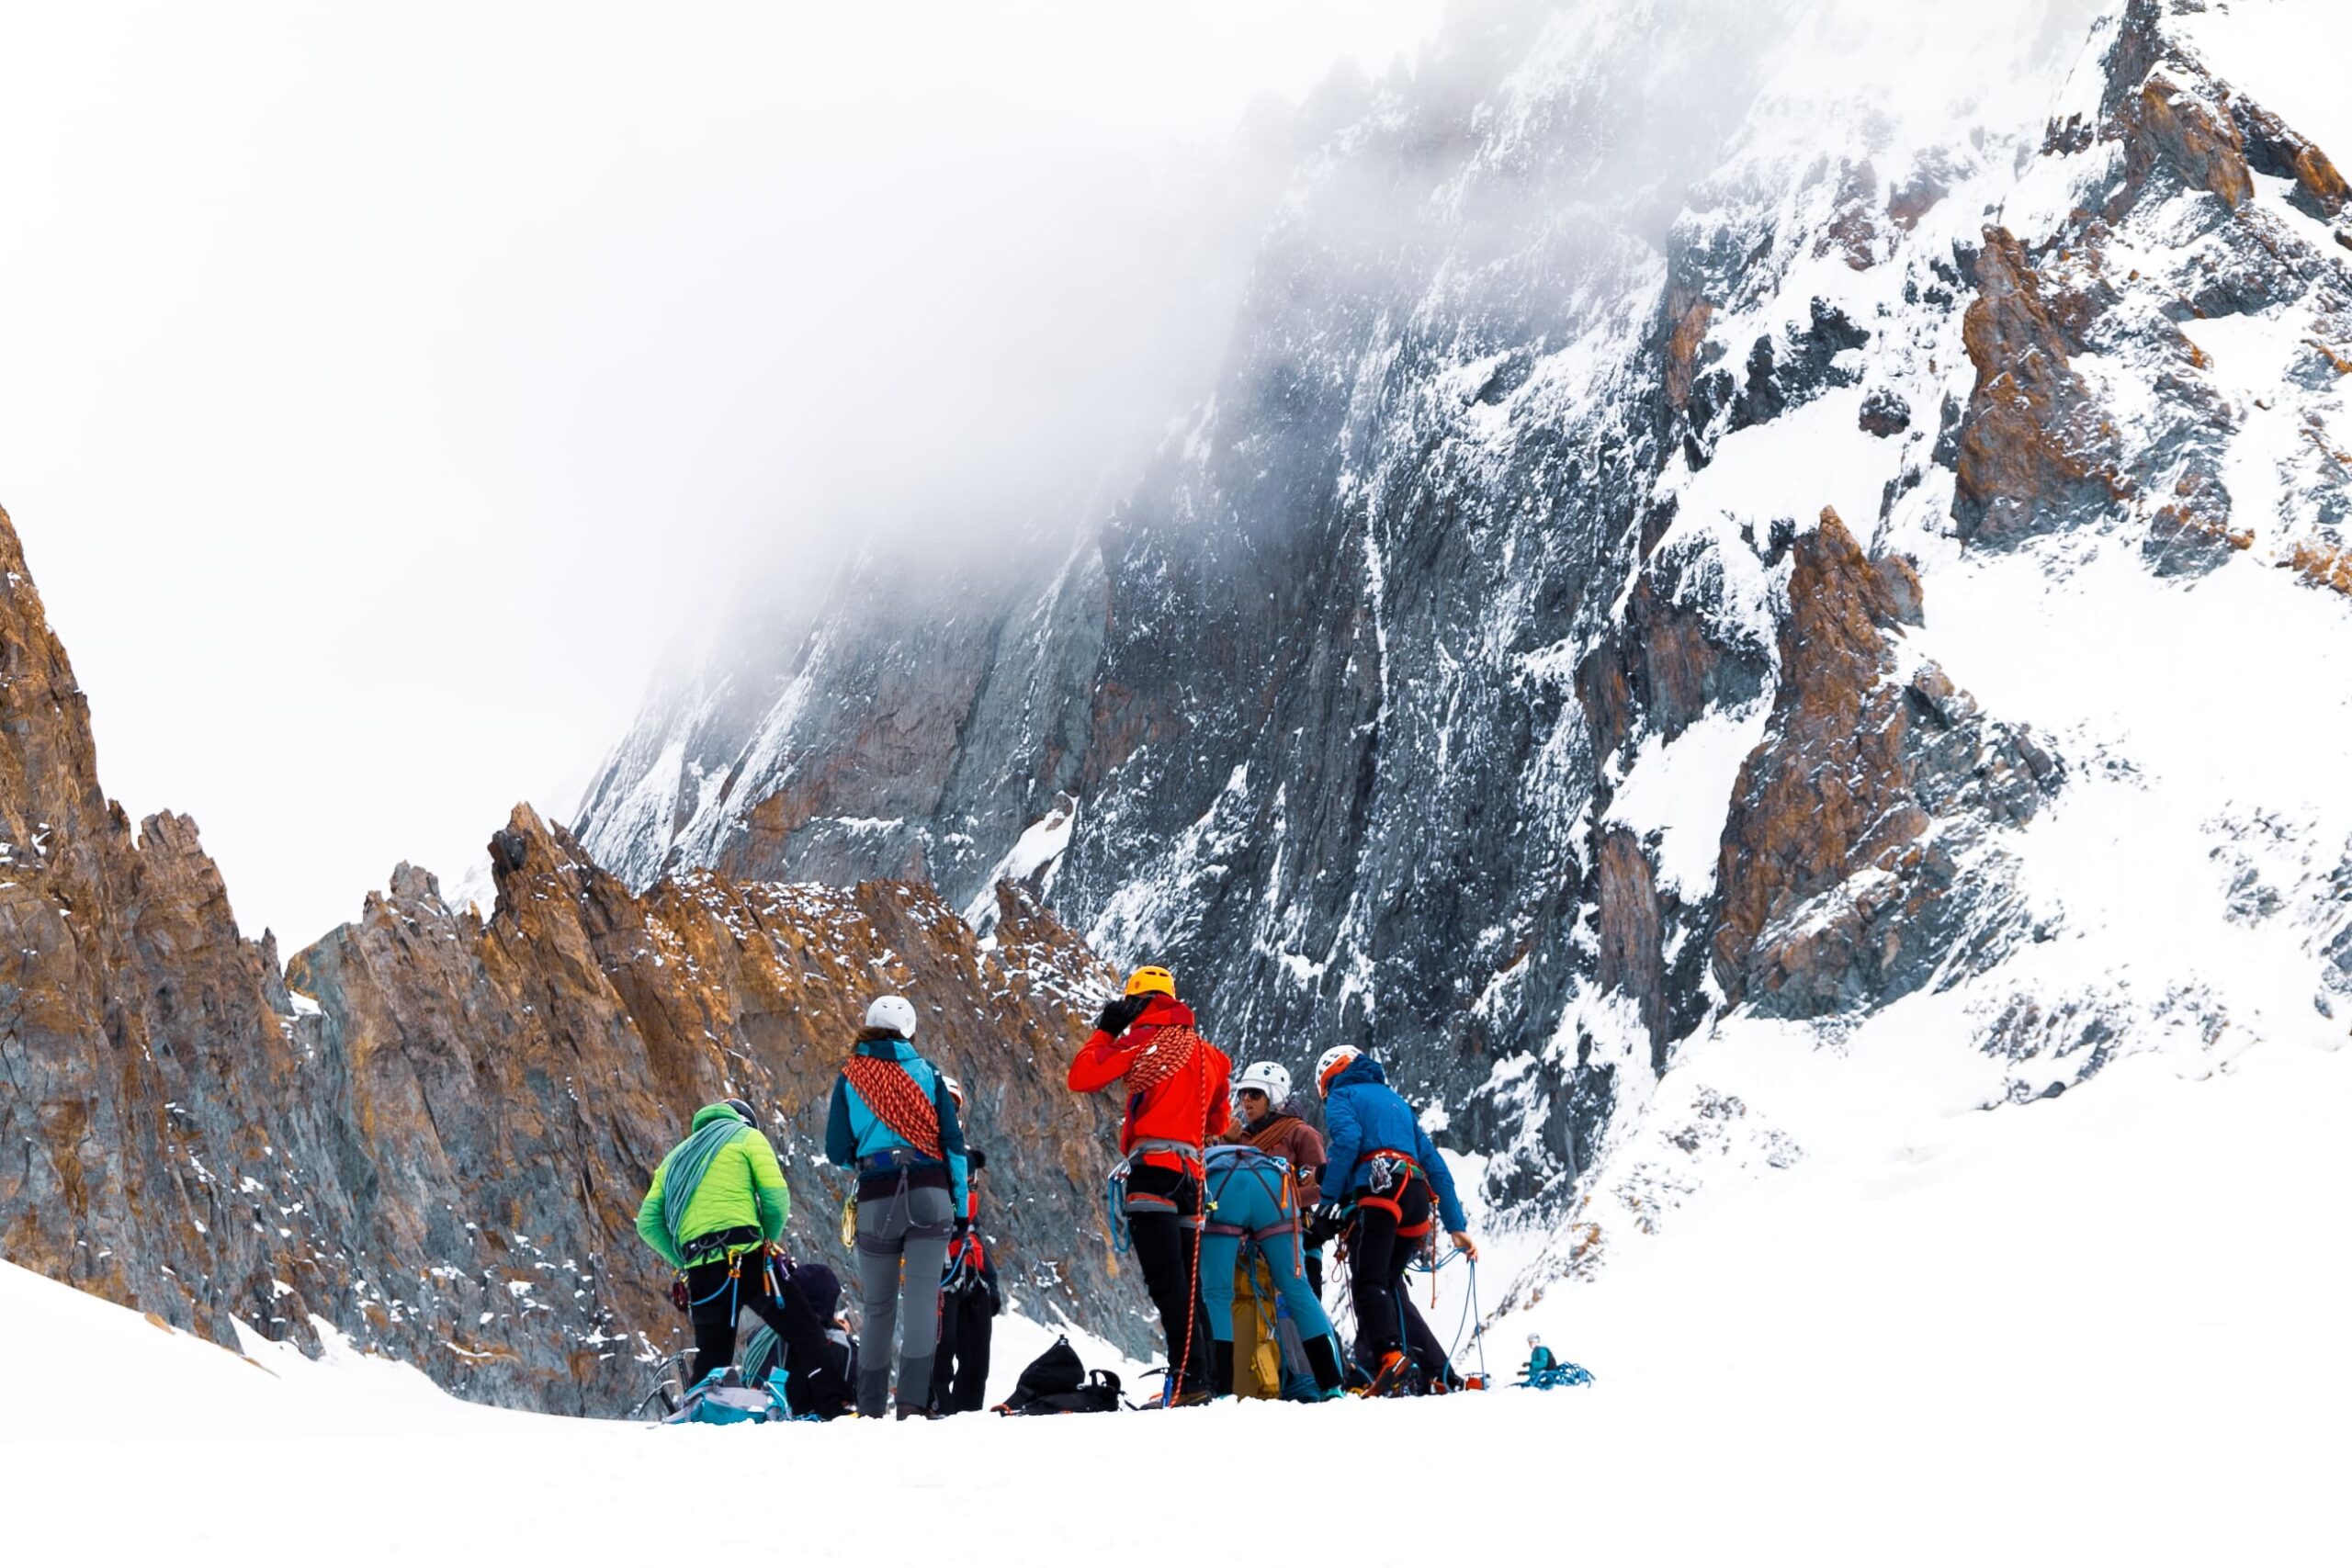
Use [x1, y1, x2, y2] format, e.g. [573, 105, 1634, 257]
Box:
[854, 1179, 954, 1417]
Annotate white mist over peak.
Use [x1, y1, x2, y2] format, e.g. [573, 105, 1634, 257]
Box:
[0, 0, 1448, 949]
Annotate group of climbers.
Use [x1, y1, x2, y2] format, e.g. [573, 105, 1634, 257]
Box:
[634, 962, 1486, 1418]
[1067, 964, 1479, 1405]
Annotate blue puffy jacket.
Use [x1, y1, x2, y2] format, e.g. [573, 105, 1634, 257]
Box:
[1322, 1055, 1467, 1234]
[824, 1035, 968, 1212]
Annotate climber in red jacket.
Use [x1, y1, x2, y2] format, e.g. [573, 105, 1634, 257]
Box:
[1068, 964, 1231, 1405]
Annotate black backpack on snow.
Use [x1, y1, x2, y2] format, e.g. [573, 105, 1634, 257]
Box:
[995, 1335, 1123, 1416]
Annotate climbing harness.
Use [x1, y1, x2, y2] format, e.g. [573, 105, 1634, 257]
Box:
[1203, 1145, 1306, 1279]
[1358, 1149, 1435, 1241]
[1103, 1136, 1206, 1254]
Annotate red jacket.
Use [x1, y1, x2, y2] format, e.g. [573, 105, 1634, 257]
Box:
[1068, 997, 1232, 1161]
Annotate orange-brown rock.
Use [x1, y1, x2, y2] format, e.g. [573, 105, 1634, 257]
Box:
[1713, 511, 2061, 1015]
[286, 817, 1142, 1411]
[2290, 540, 2352, 598]
[2234, 94, 2351, 220]
[1953, 227, 2129, 547]
[0, 505, 352, 1351]
[1662, 292, 1715, 412]
[1595, 829, 1666, 1047]
[2117, 72, 2255, 213]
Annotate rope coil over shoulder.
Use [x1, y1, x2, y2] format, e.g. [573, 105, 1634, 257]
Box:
[660, 1117, 751, 1263]
[843, 1055, 944, 1160]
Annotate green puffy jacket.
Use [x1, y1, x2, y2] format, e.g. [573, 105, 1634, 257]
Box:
[635, 1104, 792, 1269]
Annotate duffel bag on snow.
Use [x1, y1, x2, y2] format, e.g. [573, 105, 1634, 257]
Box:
[995, 1335, 1123, 1416]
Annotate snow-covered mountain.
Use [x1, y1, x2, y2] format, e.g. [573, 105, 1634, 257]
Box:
[578, 0, 2352, 1255]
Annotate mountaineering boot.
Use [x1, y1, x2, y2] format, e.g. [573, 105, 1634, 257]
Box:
[1304, 1333, 1346, 1398]
[1363, 1349, 1413, 1399]
[1143, 1367, 1215, 1409]
[1211, 1339, 1236, 1398]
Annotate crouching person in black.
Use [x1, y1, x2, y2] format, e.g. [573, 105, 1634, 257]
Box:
[741, 1260, 858, 1418]
[931, 1145, 1002, 1414]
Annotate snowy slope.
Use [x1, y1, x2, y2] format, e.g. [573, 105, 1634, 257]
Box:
[7, 1010, 2346, 1563]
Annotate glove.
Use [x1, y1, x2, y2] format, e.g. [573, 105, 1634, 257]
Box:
[1093, 993, 1148, 1037]
[1309, 1201, 1347, 1235]
[952, 1216, 975, 1243]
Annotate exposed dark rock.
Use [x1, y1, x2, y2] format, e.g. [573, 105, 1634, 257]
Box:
[1859, 388, 1913, 437]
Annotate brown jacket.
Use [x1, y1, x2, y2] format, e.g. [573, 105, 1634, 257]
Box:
[1226, 1109, 1326, 1208]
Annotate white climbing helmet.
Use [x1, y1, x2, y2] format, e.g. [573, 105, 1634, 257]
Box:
[865, 995, 919, 1039]
[1316, 1045, 1359, 1096]
[1233, 1061, 1293, 1106]
[941, 1073, 964, 1106]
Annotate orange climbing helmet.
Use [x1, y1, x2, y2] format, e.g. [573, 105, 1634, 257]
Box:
[1124, 965, 1177, 999]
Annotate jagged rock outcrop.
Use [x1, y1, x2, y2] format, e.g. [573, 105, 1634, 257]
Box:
[1953, 227, 2127, 548]
[286, 815, 1144, 1407]
[0, 503, 1142, 1412]
[0, 503, 350, 1348]
[1713, 510, 2061, 1015]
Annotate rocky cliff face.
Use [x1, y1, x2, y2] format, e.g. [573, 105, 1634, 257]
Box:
[0, 504, 1141, 1411]
[0, 506, 345, 1349]
[577, 0, 2352, 1243]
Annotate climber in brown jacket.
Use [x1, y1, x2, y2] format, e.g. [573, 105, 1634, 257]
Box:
[1225, 1061, 1329, 1292]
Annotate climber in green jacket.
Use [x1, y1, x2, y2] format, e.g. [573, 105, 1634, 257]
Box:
[638, 1098, 845, 1412]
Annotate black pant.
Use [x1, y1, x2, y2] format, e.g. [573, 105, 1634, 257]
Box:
[1126, 1162, 1211, 1394]
[931, 1286, 994, 1413]
[685, 1251, 845, 1414]
[1348, 1179, 1431, 1359]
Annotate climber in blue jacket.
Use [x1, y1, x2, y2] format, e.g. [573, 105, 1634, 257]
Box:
[1314, 1047, 1477, 1397]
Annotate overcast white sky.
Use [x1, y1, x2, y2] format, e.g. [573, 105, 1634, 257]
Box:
[0, 0, 1449, 950]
